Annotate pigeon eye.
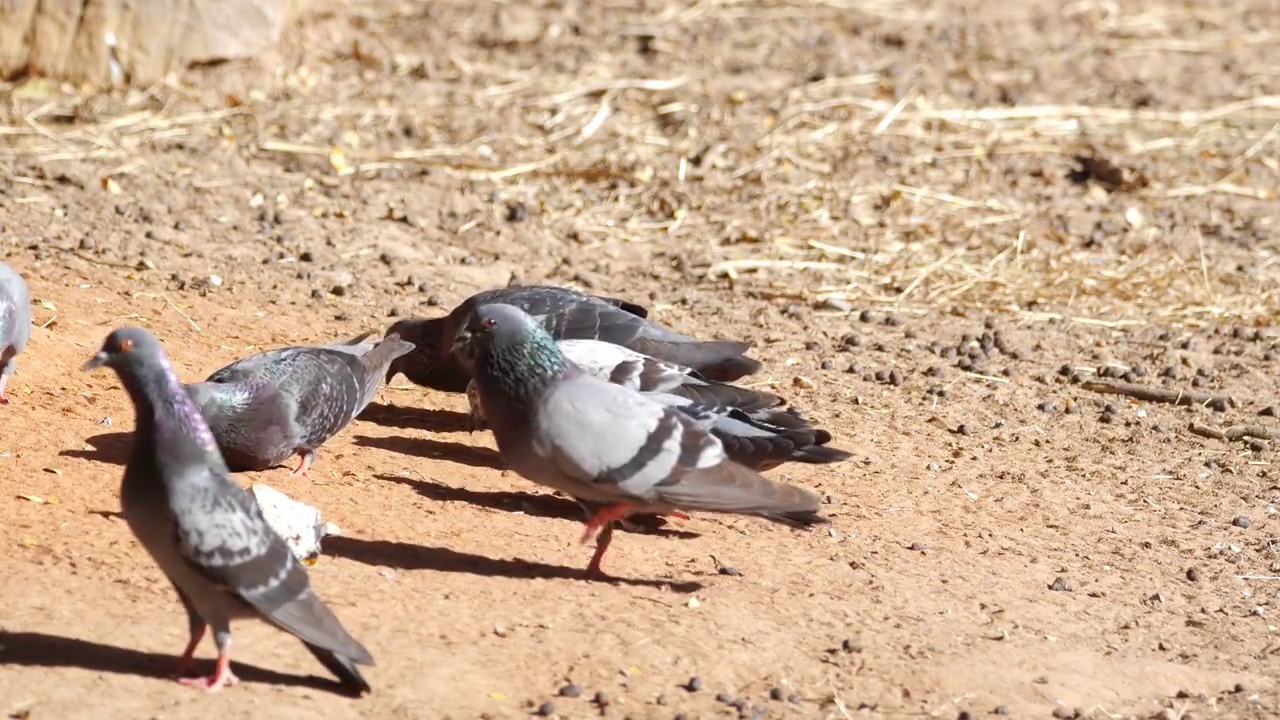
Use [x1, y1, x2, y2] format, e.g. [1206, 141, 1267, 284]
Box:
[119, 338, 135, 351]
[481, 317, 497, 330]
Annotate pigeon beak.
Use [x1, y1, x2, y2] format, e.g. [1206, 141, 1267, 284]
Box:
[82, 352, 110, 371]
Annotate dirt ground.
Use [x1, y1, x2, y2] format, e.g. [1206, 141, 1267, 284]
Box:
[2, 0, 1280, 717]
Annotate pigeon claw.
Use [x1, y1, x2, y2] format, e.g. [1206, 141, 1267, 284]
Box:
[174, 629, 206, 677]
[289, 450, 315, 477]
[178, 653, 239, 691]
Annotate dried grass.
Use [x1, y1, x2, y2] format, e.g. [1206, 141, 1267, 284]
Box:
[1, 0, 1277, 326]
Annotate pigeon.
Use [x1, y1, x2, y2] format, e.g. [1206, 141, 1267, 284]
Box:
[454, 303, 829, 578]
[0, 262, 31, 405]
[83, 327, 374, 693]
[186, 333, 415, 475]
[385, 285, 761, 393]
[465, 339, 852, 471]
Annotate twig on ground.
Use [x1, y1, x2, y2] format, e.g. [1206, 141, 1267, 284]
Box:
[1079, 380, 1234, 410]
[1187, 423, 1276, 442]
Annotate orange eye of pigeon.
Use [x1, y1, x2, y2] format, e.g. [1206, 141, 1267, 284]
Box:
[120, 338, 135, 351]
[481, 317, 497, 329]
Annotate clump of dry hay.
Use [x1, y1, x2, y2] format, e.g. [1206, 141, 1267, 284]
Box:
[1, 0, 1277, 327]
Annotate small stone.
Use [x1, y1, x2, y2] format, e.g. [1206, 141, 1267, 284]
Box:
[845, 363, 862, 374]
[1049, 576, 1072, 592]
[820, 360, 834, 370]
[716, 692, 735, 704]
[1261, 406, 1279, 417]
[559, 684, 581, 698]
[299, 250, 315, 262]
[593, 690, 611, 706]
[537, 701, 555, 716]
[888, 369, 904, 386]
[840, 638, 862, 653]
[310, 288, 324, 299]
[788, 694, 801, 704]
[955, 424, 971, 436]
[958, 712, 973, 720]
[841, 334, 862, 349]
[330, 284, 347, 297]
[1235, 682, 1247, 693]
[859, 309, 875, 323]
[686, 677, 702, 692]
[1233, 515, 1251, 529]
[769, 687, 785, 701]
[874, 369, 889, 383]
[675, 715, 689, 720]
[426, 294, 443, 306]
[656, 693, 669, 705]
[909, 542, 928, 552]
[718, 565, 740, 576]
[1099, 411, 1115, 424]
[1038, 401, 1056, 413]
[1051, 708, 1075, 719]
[1186, 567, 1201, 582]
[994, 706, 1010, 716]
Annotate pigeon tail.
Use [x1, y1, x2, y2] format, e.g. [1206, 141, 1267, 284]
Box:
[304, 641, 372, 695]
[629, 337, 760, 382]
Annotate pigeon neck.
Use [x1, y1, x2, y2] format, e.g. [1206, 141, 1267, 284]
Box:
[481, 338, 569, 407]
[128, 358, 225, 463]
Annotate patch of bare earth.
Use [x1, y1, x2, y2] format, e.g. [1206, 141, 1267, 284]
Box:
[2, 0, 1279, 717]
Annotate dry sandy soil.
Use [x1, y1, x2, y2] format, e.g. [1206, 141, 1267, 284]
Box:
[3, 0, 1280, 718]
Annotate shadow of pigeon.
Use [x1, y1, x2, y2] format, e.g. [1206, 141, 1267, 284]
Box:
[375, 473, 700, 540]
[352, 434, 505, 470]
[0, 630, 361, 696]
[58, 431, 134, 467]
[324, 535, 704, 593]
[357, 401, 473, 434]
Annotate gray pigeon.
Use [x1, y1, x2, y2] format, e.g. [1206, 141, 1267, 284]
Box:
[83, 327, 374, 693]
[386, 285, 761, 393]
[0, 262, 31, 405]
[186, 333, 414, 475]
[454, 303, 829, 579]
[465, 339, 852, 471]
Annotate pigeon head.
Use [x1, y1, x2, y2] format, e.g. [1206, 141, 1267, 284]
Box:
[453, 303, 569, 384]
[83, 327, 166, 374]
[383, 317, 443, 386]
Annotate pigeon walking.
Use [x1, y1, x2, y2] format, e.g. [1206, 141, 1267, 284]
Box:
[465, 341, 852, 471]
[83, 327, 374, 693]
[455, 303, 829, 579]
[386, 285, 761, 393]
[186, 333, 414, 475]
[0, 262, 31, 405]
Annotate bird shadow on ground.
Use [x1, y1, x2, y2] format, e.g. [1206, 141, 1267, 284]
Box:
[376, 473, 701, 540]
[324, 536, 704, 593]
[58, 431, 133, 466]
[0, 630, 361, 697]
[352, 434, 505, 470]
[358, 401, 472, 434]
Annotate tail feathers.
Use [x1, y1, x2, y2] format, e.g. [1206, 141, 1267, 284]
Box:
[791, 444, 853, 465]
[761, 509, 830, 528]
[631, 337, 760, 382]
[355, 334, 416, 409]
[679, 382, 785, 416]
[655, 459, 824, 522]
[303, 641, 373, 695]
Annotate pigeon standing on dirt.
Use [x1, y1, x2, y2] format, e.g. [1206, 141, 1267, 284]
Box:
[465, 338, 852, 471]
[454, 303, 829, 578]
[186, 333, 415, 475]
[386, 285, 761, 393]
[0, 262, 31, 405]
[83, 327, 375, 693]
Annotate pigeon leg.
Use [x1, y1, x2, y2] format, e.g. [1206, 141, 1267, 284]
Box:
[579, 502, 634, 544]
[173, 587, 207, 677]
[289, 449, 316, 477]
[584, 523, 614, 580]
[179, 626, 240, 690]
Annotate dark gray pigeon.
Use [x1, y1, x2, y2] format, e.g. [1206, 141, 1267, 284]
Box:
[83, 327, 374, 693]
[454, 303, 829, 579]
[466, 339, 852, 471]
[0, 262, 31, 405]
[186, 333, 414, 475]
[385, 285, 761, 393]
